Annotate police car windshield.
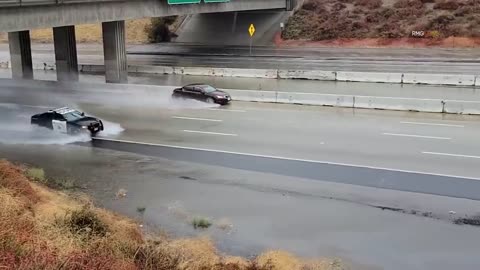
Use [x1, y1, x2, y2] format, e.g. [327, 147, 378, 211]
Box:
[202, 85, 217, 93]
[62, 111, 84, 121]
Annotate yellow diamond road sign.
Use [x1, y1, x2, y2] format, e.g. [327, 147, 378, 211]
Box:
[249, 24, 255, 37]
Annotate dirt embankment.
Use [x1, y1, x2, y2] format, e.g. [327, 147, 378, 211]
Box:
[281, 0, 480, 48]
[0, 19, 150, 44]
[0, 16, 182, 44]
[0, 160, 343, 270]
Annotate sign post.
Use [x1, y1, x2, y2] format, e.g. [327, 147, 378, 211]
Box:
[248, 24, 255, 56]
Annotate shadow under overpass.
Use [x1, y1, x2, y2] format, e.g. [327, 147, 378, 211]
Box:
[173, 11, 291, 46]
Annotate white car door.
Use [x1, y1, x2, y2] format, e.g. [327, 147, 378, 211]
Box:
[52, 119, 67, 133]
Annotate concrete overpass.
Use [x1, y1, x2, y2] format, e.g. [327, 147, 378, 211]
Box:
[0, 0, 293, 82]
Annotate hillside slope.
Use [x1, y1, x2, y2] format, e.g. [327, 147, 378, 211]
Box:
[0, 160, 343, 270]
[284, 0, 480, 41]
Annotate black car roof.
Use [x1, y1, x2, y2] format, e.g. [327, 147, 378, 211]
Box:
[184, 83, 208, 87]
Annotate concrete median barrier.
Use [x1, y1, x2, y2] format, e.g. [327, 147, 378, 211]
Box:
[354, 96, 444, 113]
[169, 66, 278, 79]
[277, 70, 336, 81]
[221, 68, 278, 79]
[476, 76, 480, 87]
[2, 77, 480, 114]
[0, 61, 9, 69]
[337, 72, 402, 83]
[227, 89, 277, 103]
[173, 66, 216, 76]
[276, 92, 354, 107]
[32, 63, 55, 71]
[79, 64, 105, 73]
[403, 73, 476, 86]
[129, 65, 174, 75]
[443, 100, 480, 114]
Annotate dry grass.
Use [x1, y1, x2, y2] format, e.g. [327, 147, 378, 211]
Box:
[0, 160, 343, 270]
[12, 19, 152, 44]
[1, 17, 186, 44]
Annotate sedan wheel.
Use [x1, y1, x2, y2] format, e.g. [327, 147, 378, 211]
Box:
[206, 97, 215, 104]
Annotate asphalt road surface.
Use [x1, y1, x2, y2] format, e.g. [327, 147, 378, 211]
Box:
[86, 102, 480, 200]
[1, 43, 480, 74]
[2, 143, 480, 270]
[2, 80, 480, 269]
[2, 79, 480, 198]
[1, 69, 480, 103]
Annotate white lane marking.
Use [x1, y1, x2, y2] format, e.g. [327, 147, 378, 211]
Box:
[93, 137, 480, 181]
[382, 133, 451, 140]
[208, 108, 246, 113]
[183, 130, 238, 136]
[173, 116, 223, 122]
[423, 152, 480, 160]
[400, 121, 464, 128]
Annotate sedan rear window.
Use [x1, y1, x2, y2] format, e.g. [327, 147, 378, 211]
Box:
[202, 85, 217, 93]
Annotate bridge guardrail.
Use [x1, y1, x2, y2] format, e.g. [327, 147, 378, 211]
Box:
[0, 0, 123, 8]
[0, 0, 243, 8]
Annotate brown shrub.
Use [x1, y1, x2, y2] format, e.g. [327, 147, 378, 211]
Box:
[313, 24, 341, 40]
[378, 7, 395, 19]
[0, 160, 39, 204]
[355, 0, 383, 9]
[365, 8, 396, 23]
[302, 0, 322, 11]
[391, 7, 425, 20]
[454, 6, 480, 17]
[348, 13, 362, 19]
[428, 14, 455, 30]
[144, 16, 177, 43]
[376, 22, 406, 38]
[365, 13, 381, 23]
[332, 2, 347, 11]
[393, 0, 410, 8]
[444, 24, 467, 36]
[65, 206, 109, 237]
[434, 0, 461, 10]
[394, 0, 424, 8]
[352, 6, 364, 14]
[62, 250, 137, 270]
[283, 9, 323, 39]
[465, 0, 479, 6]
[420, 0, 435, 3]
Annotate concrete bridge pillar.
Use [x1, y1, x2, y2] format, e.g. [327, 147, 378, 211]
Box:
[8, 31, 33, 80]
[53, 25, 79, 82]
[102, 20, 127, 83]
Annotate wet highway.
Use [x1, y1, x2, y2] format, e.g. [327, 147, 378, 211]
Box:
[2, 79, 480, 269]
[88, 101, 480, 199]
[2, 142, 480, 270]
[2, 79, 480, 197]
[2, 68, 480, 103]
[1, 43, 480, 74]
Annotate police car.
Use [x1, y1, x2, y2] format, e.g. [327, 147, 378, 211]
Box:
[31, 107, 104, 135]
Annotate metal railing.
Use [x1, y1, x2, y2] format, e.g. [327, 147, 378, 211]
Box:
[0, 0, 123, 8]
